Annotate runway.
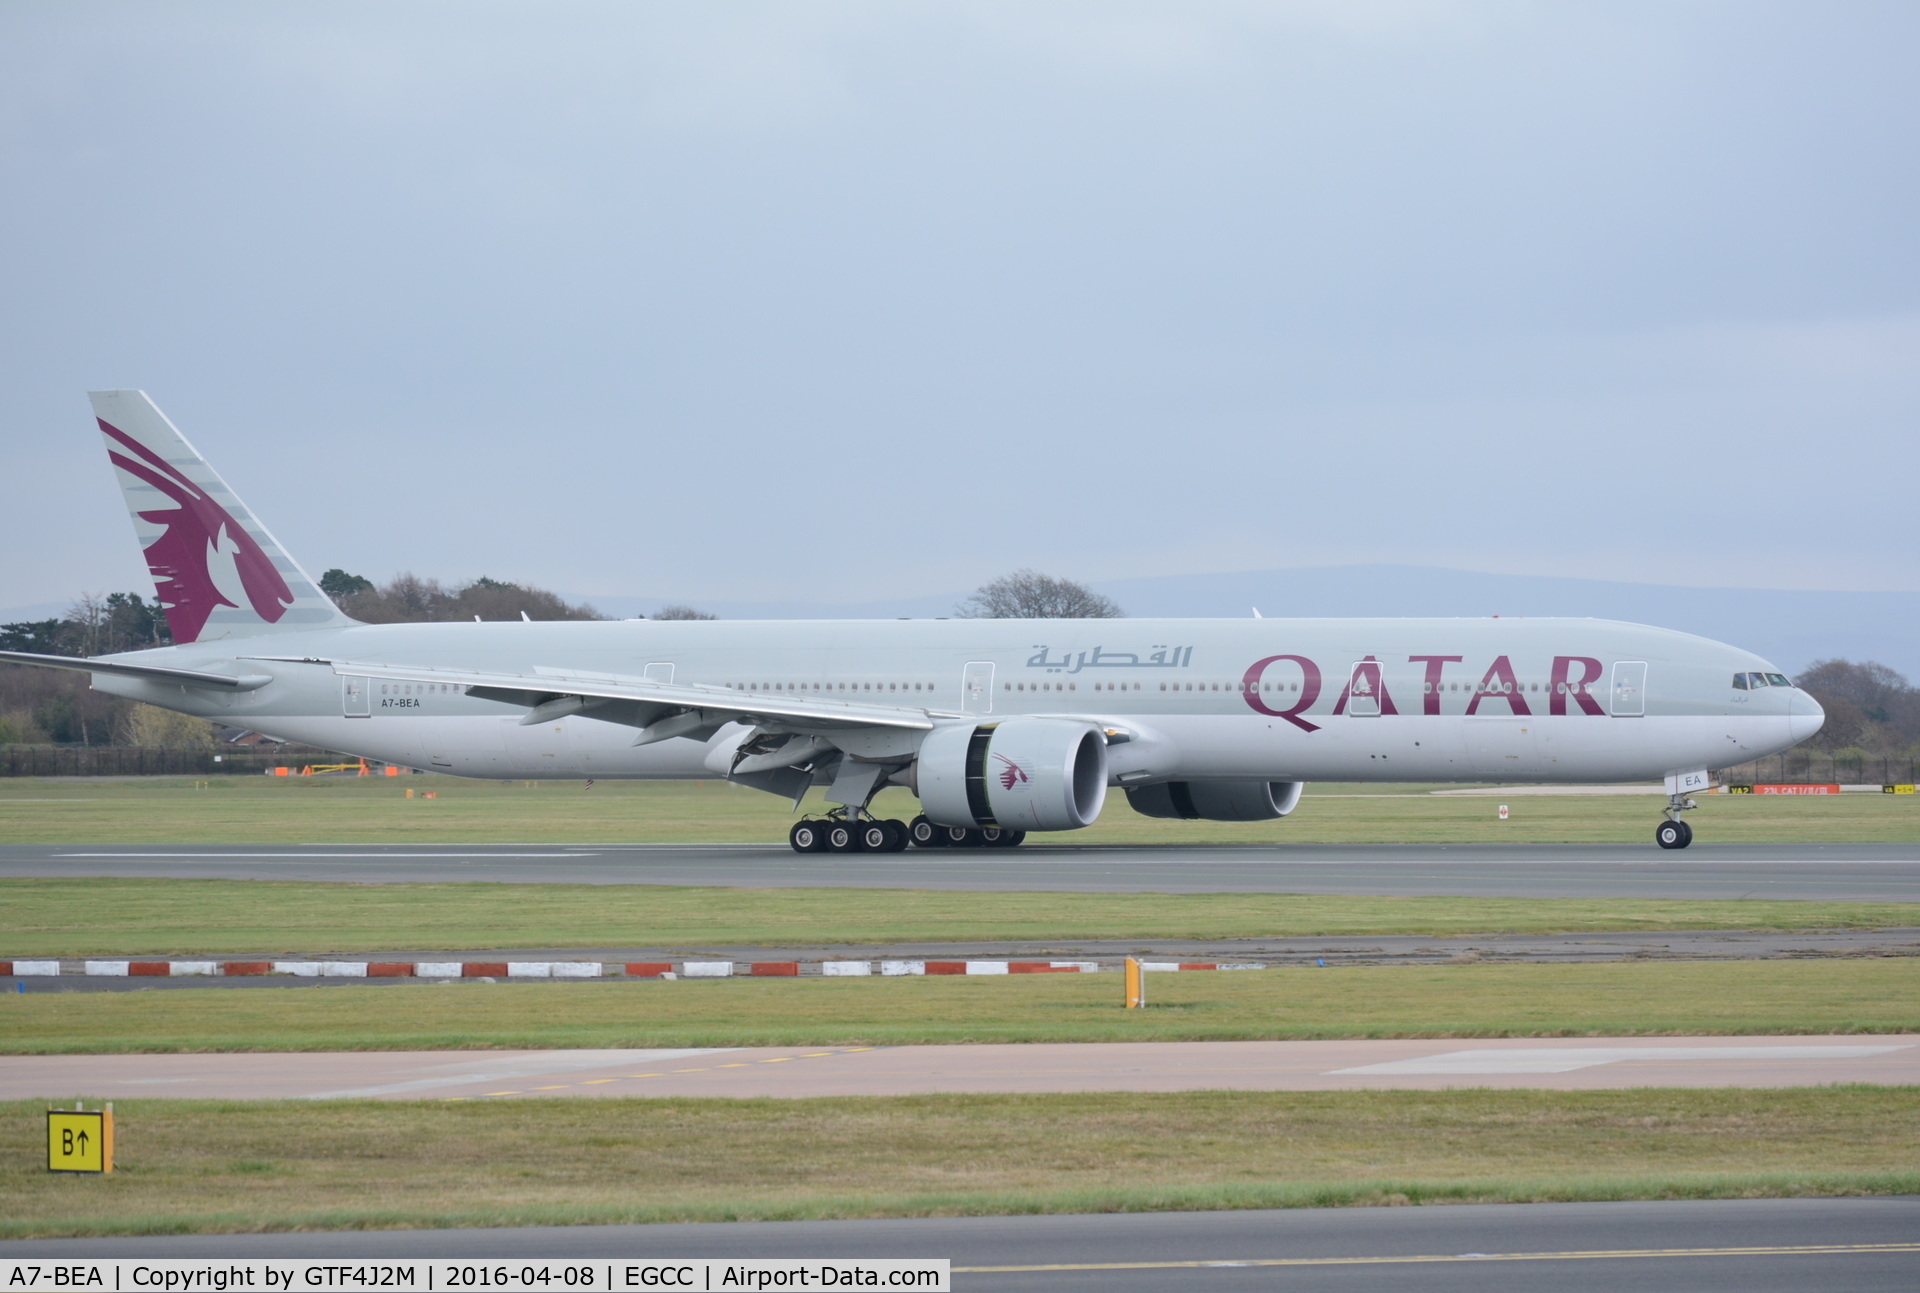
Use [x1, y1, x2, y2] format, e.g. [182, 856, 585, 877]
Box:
[5, 842, 1920, 899]
[6, 1035, 1914, 1101]
[5, 1199, 1917, 1291]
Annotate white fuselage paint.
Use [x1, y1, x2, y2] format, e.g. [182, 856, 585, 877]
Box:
[91, 615, 1818, 793]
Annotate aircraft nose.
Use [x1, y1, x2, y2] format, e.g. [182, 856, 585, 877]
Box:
[1789, 689, 1825, 744]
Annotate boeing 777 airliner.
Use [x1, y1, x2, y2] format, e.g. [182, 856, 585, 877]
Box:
[1, 392, 1824, 852]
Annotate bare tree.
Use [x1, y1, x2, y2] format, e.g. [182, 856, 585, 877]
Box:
[956, 569, 1123, 619]
[1794, 659, 1920, 753]
[64, 593, 109, 658]
[651, 604, 718, 621]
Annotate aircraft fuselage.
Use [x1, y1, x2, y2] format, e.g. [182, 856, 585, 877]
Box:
[89, 614, 1819, 786]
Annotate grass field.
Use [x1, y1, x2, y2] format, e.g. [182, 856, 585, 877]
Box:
[6, 960, 1914, 1053]
[6, 781, 1911, 1237]
[2, 775, 1916, 844]
[4, 1087, 1914, 1238]
[6, 877, 1920, 957]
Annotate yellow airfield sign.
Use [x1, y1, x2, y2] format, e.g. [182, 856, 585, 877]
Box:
[47, 1108, 113, 1173]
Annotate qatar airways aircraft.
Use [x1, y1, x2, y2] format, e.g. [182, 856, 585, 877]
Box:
[1, 392, 1824, 853]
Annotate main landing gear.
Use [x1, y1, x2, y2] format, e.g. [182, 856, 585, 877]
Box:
[787, 814, 1028, 853]
[789, 816, 909, 854]
[906, 815, 1026, 850]
[1655, 791, 1698, 850]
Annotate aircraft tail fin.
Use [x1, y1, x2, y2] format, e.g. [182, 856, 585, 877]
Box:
[88, 390, 355, 644]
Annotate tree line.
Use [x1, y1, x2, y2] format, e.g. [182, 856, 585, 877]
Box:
[1791, 659, 1920, 757]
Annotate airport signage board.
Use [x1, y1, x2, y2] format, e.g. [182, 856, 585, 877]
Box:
[0, 1262, 950, 1292]
[45, 1108, 112, 1174]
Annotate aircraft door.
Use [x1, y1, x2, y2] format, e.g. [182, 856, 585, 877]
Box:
[1610, 661, 1648, 717]
[962, 662, 995, 714]
[342, 676, 370, 718]
[644, 662, 674, 684]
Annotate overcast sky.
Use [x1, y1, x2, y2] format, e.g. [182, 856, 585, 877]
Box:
[3, 1, 1916, 614]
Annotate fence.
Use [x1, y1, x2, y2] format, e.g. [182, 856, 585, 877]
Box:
[0, 744, 357, 777]
[1720, 752, 1920, 786]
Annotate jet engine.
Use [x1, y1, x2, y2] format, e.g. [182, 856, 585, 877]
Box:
[917, 717, 1108, 832]
[1125, 779, 1304, 821]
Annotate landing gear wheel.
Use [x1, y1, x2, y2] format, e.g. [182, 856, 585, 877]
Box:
[986, 829, 1027, 849]
[856, 821, 893, 851]
[943, 826, 983, 848]
[880, 819, 910, 852]
[826, 823, 861, 853]
[789, 821, 828, 853]
[909, 816, 947, 848]
[1655, 820, 1692, 850]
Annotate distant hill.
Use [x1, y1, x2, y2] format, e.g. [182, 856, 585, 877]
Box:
[579, 565, 1920, 681]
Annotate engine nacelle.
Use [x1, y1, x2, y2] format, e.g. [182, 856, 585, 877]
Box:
[1125, 779, 1304, 821]
[917, 717, 1108, 832]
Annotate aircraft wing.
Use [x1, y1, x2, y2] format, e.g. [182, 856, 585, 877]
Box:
[322, 659, 942, 733]
[0, 649, 272, 690]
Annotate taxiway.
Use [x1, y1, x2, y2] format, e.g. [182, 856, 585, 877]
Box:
[4, 1035, 1914, 1102]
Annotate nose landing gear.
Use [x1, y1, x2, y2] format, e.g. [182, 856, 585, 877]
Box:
[1655, 792, 1698, 850]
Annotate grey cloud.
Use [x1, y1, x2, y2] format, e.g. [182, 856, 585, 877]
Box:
[1, 1, 1915, 611]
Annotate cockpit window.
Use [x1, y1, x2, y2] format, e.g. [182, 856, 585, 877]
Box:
[1733, 673, 1752, 690]
[1765, 673, 1790, 687]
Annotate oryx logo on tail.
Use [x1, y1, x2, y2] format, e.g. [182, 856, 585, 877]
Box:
[99, 418, 293, 642]
[88, 390, 352, 644]
[94, 408, 300, 643]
